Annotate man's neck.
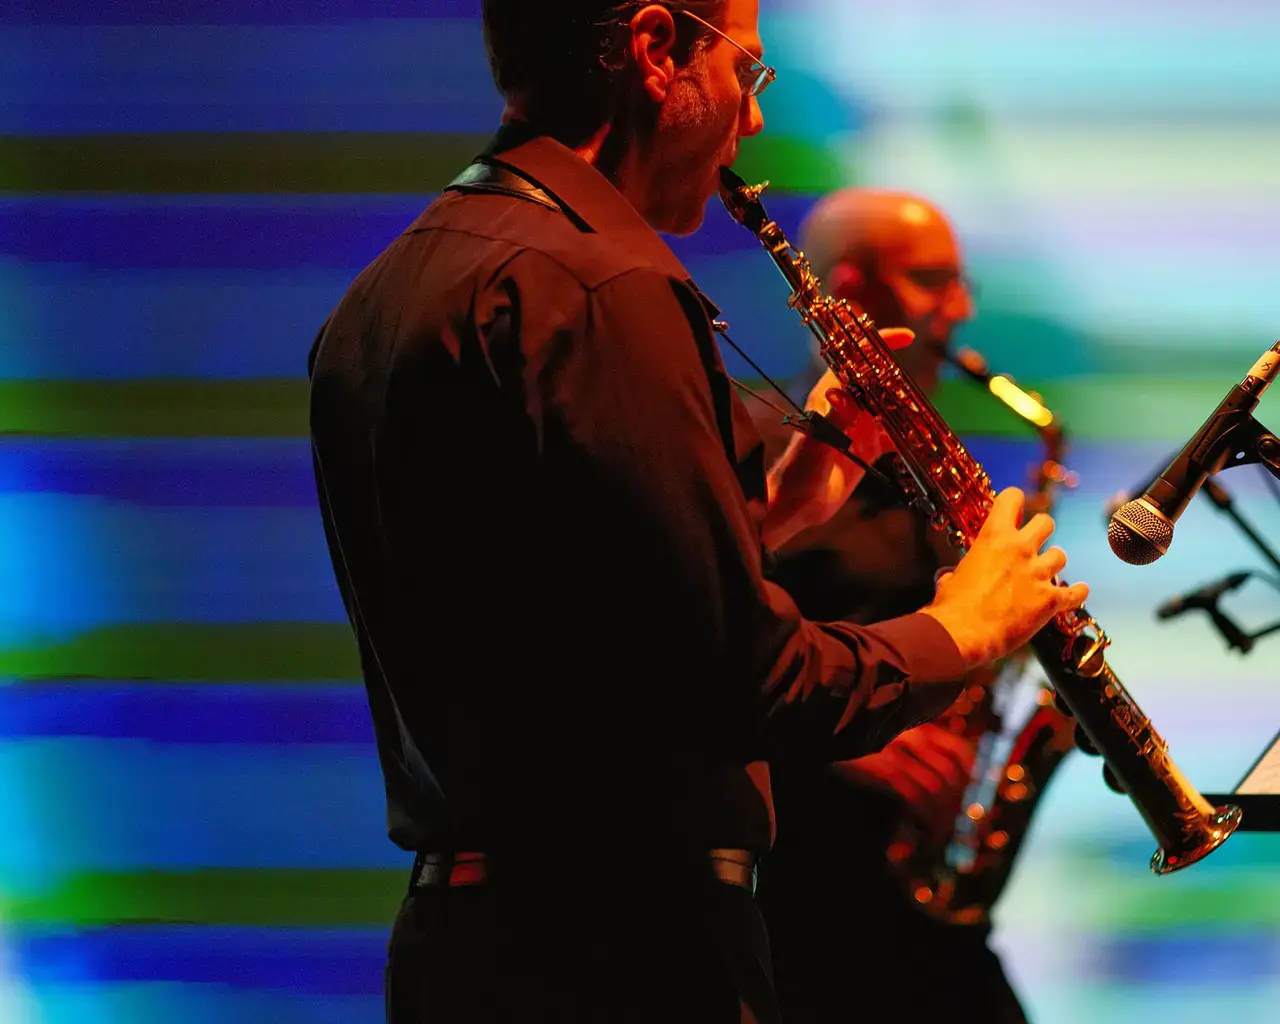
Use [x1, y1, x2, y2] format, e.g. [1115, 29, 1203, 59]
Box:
[502, 100, 651, 222]
[572, 120, 652, 222]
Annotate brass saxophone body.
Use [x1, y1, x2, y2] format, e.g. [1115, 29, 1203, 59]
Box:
[886, 350, 1079, 924]
[720, 169, 1242, 875]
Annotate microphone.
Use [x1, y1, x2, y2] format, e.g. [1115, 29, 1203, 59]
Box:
[1155, 570, 1251, 619]
[1108, 341, 1280, 564]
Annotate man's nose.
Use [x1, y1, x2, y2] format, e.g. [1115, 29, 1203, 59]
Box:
[943, 277, 975, 322]
[740, 94, 765, 138]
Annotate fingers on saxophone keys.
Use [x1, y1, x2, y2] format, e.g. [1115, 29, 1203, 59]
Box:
[1036, 545, 1068, 579]
[1055, 580, 1090, 612]
[990, 486, 1026, 527]
[1020, 511, 1055, 550]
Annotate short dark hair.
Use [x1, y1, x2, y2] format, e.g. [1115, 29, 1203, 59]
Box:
[482, 1, 726, 143]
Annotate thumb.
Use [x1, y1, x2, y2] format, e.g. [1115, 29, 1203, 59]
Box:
[880, 326, 915, 351]
[824, 389, 864, 425]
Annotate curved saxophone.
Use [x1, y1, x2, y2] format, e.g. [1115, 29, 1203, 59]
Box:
[720, 169, 1242, 875]
[885, 349, 1080, 924]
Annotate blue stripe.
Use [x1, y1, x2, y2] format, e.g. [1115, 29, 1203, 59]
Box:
[0, 197, 815, 382]
[13, 926, 387, 996]
[0, 741, 406, 873]
[2, 19, 496, 132]
[0, 197, 429, 270]
[0, 195, 810, 269]
[0, 683, 370, 743]
[30, 985, 382, 1024]
[0, 21, 492, 134]
[1095, 932, 1280, 985]
[0, 264, 346, 380]
[0, 434, 1243, 510]
[0, 440, 317, 507]
[0, 496, 345, 643]
[4, 0, 476, 26]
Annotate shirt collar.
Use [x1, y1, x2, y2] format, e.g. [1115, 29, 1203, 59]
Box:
[481, 122, 694, 283]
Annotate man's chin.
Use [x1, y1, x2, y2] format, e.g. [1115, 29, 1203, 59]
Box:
[657, 202, 707, 238]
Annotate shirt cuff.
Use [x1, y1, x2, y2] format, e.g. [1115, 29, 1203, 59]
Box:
[865, 611, 966, 686]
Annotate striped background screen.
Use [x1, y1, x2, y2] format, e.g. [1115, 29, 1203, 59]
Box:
[3, 2, 1279, 1022]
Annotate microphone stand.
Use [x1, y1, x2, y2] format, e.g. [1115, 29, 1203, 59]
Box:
[1159, 414, 1280, 653]
[1199, 478, 1280, 578]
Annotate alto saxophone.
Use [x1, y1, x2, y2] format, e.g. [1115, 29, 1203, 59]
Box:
[886, 349, 1080, 924]
[719, 168, 1242, 874]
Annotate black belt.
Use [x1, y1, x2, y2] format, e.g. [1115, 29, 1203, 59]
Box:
[411, 848, 759, 894]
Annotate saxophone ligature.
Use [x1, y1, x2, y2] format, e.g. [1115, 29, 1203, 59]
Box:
[719, 168, 1242, 874]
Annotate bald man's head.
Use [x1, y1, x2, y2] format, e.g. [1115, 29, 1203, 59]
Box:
[799, 189, 974, 394]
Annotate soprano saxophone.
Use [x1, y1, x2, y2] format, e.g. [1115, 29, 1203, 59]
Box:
[719, 168, 1242, 874]
[886, 350, 1079, 924]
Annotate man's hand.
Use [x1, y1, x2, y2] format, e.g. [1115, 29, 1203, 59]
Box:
[921, 487, 1089, 670]
[833, 722, 976, 841]
[760, 327, 912, 551]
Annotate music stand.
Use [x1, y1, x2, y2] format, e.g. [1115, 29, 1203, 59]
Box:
[1204, 728, 1280, 832]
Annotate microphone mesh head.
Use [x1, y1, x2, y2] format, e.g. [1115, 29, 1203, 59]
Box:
[1108, 500, 1174, 565]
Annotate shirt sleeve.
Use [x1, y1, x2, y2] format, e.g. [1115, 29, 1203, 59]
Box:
[505, 257, 966, 761]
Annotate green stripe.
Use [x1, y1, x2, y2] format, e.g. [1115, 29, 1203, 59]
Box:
[0, 375, 1241, 439]
[750, 376, 1241, 442]
[2, 869, 403, 926]
[0, 623, 358, 681]
[1, 133, 487, 195]
[0, 133, 837, 195]
[0, 379, 306, 438]
[1105, 881, 1280, 931]
[934, 376, 1237, 441]
[6, 866, 1279, 930]
[731, 134, 851, 195]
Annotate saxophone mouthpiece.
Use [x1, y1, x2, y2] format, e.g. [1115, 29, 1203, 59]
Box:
[718, 167, 770, 232]
[950, 346, 992, 384]
[719, 166, 746, 191]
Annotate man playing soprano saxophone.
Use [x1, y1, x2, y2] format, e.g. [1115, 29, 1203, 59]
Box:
[309, 2, 1087, 1018]
[755, 189, 1032, 1023]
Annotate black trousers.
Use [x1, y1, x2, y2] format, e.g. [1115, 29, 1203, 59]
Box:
[770, 917, 1028, 1023]
[385, 870, 779, 1024]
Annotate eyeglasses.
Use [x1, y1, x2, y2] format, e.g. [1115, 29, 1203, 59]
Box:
[902, 266, 980, 299]
[679, 9, 777, 99]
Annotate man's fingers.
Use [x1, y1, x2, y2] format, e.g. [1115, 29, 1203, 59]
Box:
[987, 487, 1027, 531]
[826, 388, 856, 412]
[1020, 512, 1055, 551]
[892, 756, 943, 800]
[925, 728, 978, 776]
[1035, 545, 1068, 579]
[1056, 581, 1090, 611]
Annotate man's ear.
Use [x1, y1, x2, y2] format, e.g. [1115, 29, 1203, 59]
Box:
[629, 4, 680, 103]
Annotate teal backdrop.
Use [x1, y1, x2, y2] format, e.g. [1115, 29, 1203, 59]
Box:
[2, 2, 1279, 1022]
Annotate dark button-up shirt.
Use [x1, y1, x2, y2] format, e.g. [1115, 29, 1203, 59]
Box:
[307, 125, 964, 863]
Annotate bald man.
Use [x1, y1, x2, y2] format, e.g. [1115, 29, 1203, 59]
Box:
[754, 190, 1031, 1023]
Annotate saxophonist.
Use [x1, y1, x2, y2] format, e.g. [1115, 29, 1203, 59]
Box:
[755, 188, 1032, 1023]
[309, 1, 1090, 1018]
